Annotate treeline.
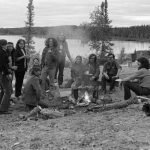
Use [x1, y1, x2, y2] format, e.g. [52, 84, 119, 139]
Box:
[0, 25, 150, 41]
[0, 25, 86, 39]
[112, 25, 150, 41]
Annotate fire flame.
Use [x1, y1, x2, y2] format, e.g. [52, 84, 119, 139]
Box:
[84, 91, 91, 103]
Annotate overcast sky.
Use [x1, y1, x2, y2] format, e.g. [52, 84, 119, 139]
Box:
[0, 0, 150, 28]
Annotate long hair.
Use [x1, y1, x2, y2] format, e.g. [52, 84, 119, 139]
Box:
[75, 55, 82, 64]
[137, 57, 149, 70]
[16, 39, 26, 50]
[88, 54, 97, 65]
[45, 37, 58, 48]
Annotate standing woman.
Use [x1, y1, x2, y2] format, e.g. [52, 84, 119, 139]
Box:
[41, 37, 58, 95]
[14, 39, 30, 100]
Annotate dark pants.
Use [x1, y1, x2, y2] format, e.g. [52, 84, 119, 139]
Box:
[0, 74, 12, 111]
[15, 71, 26, 97]
[123, 81, 150, 100]
[0, 84, 4, 104]
[101, 75, 118, 92]
[55, 57, 65, 85]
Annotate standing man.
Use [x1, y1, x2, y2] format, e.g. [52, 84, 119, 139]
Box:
[101, 53, 122, 94]
[0, 39, 12, 113]
[55, 33, 73, 88]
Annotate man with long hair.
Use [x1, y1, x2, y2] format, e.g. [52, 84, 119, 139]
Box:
[55, 34, 73, 88]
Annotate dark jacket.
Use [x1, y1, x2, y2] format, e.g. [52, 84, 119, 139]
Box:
[41, 47, 58, 69]
[103, 60, 121, 76]
[15, 48, 28, 72]
[22, 75, 41, 106]
[7, 48, 16, 66]
[0, 49, 10, 75]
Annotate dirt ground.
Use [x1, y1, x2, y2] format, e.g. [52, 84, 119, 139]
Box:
[1, 66, 150, 150]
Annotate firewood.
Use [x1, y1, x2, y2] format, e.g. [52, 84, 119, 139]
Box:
[87, 98, 138, 112]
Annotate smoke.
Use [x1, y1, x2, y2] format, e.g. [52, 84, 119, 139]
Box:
[45, 25, 89, 42]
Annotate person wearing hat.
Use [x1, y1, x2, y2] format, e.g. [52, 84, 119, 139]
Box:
[0, 39, 12, 113]
[22, 65, 48, 110]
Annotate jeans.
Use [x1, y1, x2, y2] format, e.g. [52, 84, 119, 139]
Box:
[55, 57, 65, 85]
[41, 66, 56, 94]
[101, 75, 118, 92]
[123, 81, 150, 100]
[0, 74, 12, 111]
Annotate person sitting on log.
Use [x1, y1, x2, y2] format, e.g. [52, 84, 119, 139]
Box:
[22, 65, 49, 111]
[101, 53, 122, 94]
[120, 57, 150, 101]
[70, 56, 85, 101]
[83, 54, 100, 100]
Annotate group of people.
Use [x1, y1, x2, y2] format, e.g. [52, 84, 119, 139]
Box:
[0, 39, 29, 113]
[0, 34, 75, 113]
[0, 34, 150, 114]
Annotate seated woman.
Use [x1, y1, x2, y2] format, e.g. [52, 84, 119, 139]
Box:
[121, 57, 150, 101]
[22, 65, 48, 110]
[83, 54, 100, 99]
[70, 56, 85, 100]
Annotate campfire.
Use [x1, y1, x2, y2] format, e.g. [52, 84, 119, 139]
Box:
[77, 90, 91, 106]
[84, 91, 91, 103]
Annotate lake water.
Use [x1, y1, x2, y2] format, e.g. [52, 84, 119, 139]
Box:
[0, 35, 149, 58]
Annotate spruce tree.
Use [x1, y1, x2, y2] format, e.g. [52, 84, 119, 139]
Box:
[24, 0, 35, 54]
[89, 0, 113, 57]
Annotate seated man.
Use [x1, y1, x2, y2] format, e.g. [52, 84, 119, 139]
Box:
[101, 53, 122, 94]
[22, 65, 48, 110]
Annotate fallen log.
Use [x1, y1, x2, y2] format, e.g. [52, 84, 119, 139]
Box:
[87, 98, 139, 112]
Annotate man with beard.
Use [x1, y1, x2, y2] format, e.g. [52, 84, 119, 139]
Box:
[101, 53, 122, 94]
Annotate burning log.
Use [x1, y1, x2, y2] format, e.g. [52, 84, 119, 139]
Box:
[77, 91, 92, 106]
